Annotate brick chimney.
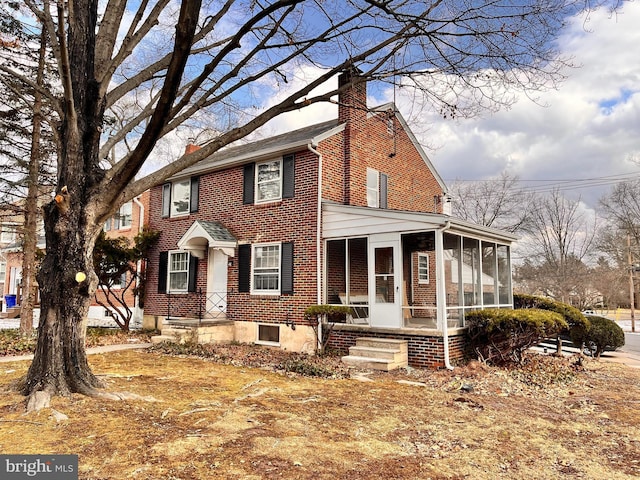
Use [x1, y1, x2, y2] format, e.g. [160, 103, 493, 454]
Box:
[185, 143, 201, 154]
[338, 67, 367, 205]
[338, 67, 367, 126]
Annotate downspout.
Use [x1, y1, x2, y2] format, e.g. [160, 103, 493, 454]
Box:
[436, 220, 454, 370]
[133, 196, 145, 316]
[308, 143, 324, 352]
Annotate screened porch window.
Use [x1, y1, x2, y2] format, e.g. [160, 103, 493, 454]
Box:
[443, 232, 512, 327]
[326, 237, 369, 323]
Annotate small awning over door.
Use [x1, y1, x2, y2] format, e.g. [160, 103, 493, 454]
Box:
[177, 220, 237, 258]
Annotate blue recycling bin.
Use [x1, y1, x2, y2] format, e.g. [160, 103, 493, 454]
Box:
[4, 294, 16, 308]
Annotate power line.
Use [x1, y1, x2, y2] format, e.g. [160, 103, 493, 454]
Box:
[445, 171, 640, 195]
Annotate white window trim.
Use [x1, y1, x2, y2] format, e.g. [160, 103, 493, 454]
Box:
[1, 223, 18, 243]
[417, 253, 430, 284]
[170, 179, 191, 217]
[367, 167, 379, 208]
[167, 250, 190, 293]
[251, 242, 281, 295]
[117, 202, 133, 229]
[255, 158, 283, 204]
[256, 323, 281, 346]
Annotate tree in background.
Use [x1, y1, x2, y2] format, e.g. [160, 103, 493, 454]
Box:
[448, 172, 535, 234]
[518, 190, 598, 304]
[0, 3, 57, 335]
[0, 0, 609, 404]
[93, 228, 159, 332]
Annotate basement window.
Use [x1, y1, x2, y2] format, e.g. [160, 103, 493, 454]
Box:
[257, 324, 280, 346]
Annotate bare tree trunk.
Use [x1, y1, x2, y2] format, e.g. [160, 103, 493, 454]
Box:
[22, 200, 103, 397]
[20, 28, 47, 336]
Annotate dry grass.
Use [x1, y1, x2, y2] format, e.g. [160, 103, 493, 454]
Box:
[0, 345, 639, 480]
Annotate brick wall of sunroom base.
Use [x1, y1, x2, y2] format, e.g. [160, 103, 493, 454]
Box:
[327, 327, 467, 368]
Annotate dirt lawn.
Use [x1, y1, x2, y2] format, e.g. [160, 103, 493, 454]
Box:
[0, 346, 639, 480]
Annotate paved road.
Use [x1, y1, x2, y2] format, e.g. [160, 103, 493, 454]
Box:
[622, 332, 640, 355]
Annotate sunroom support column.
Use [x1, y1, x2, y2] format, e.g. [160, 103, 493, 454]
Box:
[435, 222, 453, 369]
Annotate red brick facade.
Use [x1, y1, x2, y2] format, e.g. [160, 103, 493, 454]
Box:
[144, 72, 464, 366]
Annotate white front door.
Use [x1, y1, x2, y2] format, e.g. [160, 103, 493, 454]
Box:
[368, 236, 401, 328]
[206, 248, 228, 317]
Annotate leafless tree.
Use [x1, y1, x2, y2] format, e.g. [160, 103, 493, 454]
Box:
[519, 190, 598, 304]
[0, 0, 618, 403]
[449, 172, 534, 234]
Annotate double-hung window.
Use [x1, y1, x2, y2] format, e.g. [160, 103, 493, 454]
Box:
[0, 223, 17, 243]
[252, 243, 281, 293]
[117, 202, 132, 229]
[169, 251, 190, 292]
[243, 155, 294, 204]
[157, 250, 198, 293]
[256, 159, 282, 203]
[161, 177, 199, 218]
[106, 202, 133, 230]
[238, 242, 294, 295]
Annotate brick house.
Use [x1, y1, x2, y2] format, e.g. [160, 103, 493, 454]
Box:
[0, 193, 149, 327]
[143, 70, 516, 368]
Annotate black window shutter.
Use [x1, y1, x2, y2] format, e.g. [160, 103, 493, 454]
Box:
[380, 173, 388, 209]
[243, 163, 255, 204]
[282, 154, 295, 199]
[188, 254, 198, 292]
[161, 184, 171, 218]
[238, 244, 251, 292]
[158, 251, 168, 293]
[189, 176, 199, 213]
[281, 242, 294, 295]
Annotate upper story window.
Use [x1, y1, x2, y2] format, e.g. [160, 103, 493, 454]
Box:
[366, 168, 388, 209]
[105, 202, 133, 231]
[256, 159, 282, 203]
[99, 266, 126, 289]
[243, 155, 294, 205]
[162, 176, 199, 218]
[0, 223, 17, 244]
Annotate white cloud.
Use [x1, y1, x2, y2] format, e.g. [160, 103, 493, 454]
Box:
[418, 3, 640, 208]
[238, 3, 640, 211]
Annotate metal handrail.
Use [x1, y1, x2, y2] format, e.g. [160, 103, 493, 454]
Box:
[166, 289, 228, 324]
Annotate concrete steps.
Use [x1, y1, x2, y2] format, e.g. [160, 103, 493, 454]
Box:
[342, 337, 408, 371]
[151, 317, 235, 345]
[0, 307, 20, 319]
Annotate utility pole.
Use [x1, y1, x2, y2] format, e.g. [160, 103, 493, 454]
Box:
[628, 233, 636, 333]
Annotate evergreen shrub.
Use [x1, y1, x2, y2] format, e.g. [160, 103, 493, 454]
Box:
[570, 315, 625, 358]
[466, 308, 567, 365]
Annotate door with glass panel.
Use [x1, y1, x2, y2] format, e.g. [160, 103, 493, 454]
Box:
[368, 238, 401, 328]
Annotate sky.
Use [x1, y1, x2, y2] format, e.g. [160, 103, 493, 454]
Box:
[258, 2, 640, 211]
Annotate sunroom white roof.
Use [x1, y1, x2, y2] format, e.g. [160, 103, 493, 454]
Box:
[322, 203, 518, 244]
